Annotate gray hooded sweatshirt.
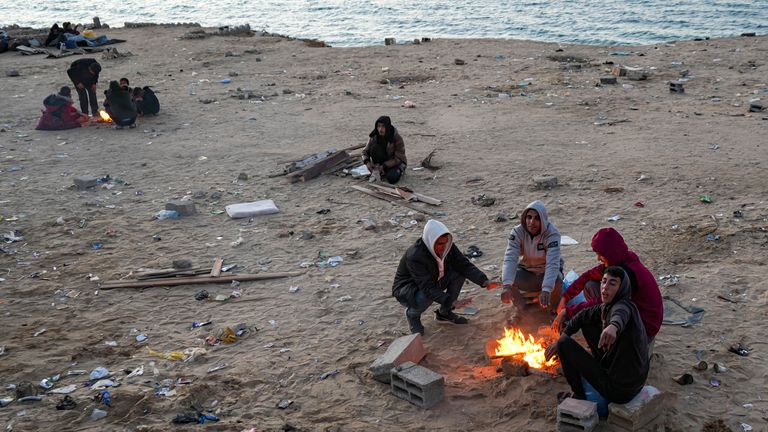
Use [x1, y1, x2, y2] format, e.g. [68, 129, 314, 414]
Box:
[501, 200, 563, 293]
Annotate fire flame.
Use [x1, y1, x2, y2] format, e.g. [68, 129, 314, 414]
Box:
[99, 110, 112, 122]
[494, 327, 558, 369]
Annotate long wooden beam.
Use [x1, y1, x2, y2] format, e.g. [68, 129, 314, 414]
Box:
[99, 271, 304, 290]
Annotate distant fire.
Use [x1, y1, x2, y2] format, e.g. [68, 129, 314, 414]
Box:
[492, 327, 558, 370]
[99, 110, 112, 122]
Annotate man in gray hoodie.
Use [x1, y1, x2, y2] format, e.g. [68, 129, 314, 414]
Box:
[501, 200, 564, 315]
[392, 220, 490, 335]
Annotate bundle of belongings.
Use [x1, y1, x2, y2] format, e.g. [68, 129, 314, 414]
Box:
[36, 86, 88, 130]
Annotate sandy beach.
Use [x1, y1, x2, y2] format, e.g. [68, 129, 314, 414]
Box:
[1, 26, 767, 431]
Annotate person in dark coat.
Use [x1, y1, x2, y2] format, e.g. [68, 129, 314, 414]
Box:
[36, 86, 88, 131]
[362, 115, 407, 184]
[103, 80, 137, 128]
[66, 58, 101, 116]
[545, 266, 649, 404]
[392, 219, 490, 335]
[133, 86, 160, 115]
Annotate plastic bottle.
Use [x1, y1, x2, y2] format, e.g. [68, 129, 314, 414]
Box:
[155, 210, 180, 220]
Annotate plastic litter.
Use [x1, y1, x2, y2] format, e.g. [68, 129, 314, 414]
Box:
[89, 367, 109, 380]
[225, 200, 279, 219]
[155, 210, 181, 220]
[91, 408, 107, 421]
[729, 343, 749, 356]
[699, 194, 712, 203]
[277, 399, 293, 409]
[50, 384, 77, 394]
[55, 395, 76, 410]
[192, 321, 212, 329]
[320, 369, 340, 380]
[607, 215, 621, 221]
[146, 347, 188, 361]
[136, 334, 148, 342]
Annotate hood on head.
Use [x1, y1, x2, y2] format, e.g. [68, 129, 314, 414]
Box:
[521, 200, 550, 235]
[592, 227, 628, 265]
[108, 80, 124, 94]
[369, 115, 395, 141]
[422, 219, 452, 260]
[605, 267, 631, 306]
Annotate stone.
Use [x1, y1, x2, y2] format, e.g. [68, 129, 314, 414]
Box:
[500, 357, 528, 377]
[299, 230, 314, 240]
[600, 76, 617, 85]
[454, 58, 466, 65]
[625, 67, 648, 81]
[558, 398, 599, 432]
[494, 212, 509, 223]
[421, 37, 431, 42]
[411, 213, 426, 222]
[172, 259, 192, 269]
[669, 81, 685, 93]
[192, 191, 207, 199]
[92, 17, 101, 29]
[390, 362, 444, 409]
[533, 175, 558, 189]
[611, 65, 627, 76]
[237, 172, 249, 181]
[369, 334, 426, 383]
[384, 37, 396, 46]
[210, 191, 222, 200]
[73, 176, 98, 190]
[607, 386, 665, 431]
[6, 70, 20, 77]
[749, 102, 764, 112]
[361, 219, 377, 231]
[165, 201, 197, 216]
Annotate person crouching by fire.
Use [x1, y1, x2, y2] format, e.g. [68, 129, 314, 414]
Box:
[544, 267, 649, 404]
[391, 220, 491, 335]
[500, 200, 564, 318]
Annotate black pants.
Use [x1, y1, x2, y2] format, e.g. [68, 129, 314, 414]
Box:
[395, 270, 464, 320]
[557, 332, 638, 404]
[384, 166, 403, 184]
[74, 85, 99, 116]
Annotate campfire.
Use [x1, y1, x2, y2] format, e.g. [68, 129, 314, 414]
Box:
[486, 327, 558, 376]
[98, 110, 112, 122]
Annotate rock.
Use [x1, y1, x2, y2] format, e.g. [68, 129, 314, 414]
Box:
[384, 37, 396, 46]
[625, 67, 648, 81]
[669, 81, 685, 93]
[73, 176, 98, 190]
[500, 357, 529, 377]
[192, 191, 207, 199]
[494, 212, 509, 222]
[749, 102, 764, 112]
[599, 76, 617, 85]
[6, 70, 20, 77]
[165, 201, 197, 216]
[282, 89, 294, 94]
[228, 71, 239, 77]
[361, 219, 377, 231]
[533, 175, 558, 189]
[412, 213, 426, 222]
[237, 172, 249, 181]
[454, 59, 466, 65]
[299, 230, 315, 240]
[611, 65, 627, 77]
[471, 194, 495, 207]
[210, 191, 222, 200]
[173, 259, 193, 269]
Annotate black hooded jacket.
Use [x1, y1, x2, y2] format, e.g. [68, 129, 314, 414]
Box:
[67, 58, 100, 86]
[363, 115, 407, 168]
[563, 268, 649, 396]
[104, 81, 137, 124]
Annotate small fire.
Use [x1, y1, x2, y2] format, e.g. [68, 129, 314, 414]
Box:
[494, 327, 558, 369]
[99, 110, 112, 122]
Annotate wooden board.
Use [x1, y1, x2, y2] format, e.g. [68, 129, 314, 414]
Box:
[367, 183, 442, 206]
[100, 271, 304, 290]
[351, 185, 440, 216]
[287, 150, 350, 182]
[210, 257, 224, 277]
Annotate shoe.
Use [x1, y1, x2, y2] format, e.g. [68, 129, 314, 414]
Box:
[557, 391, 573, 404]
[407, 314, 424, 335]
[435, 308, 469, 325]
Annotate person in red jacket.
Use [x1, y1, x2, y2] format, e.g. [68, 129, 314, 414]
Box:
[36, 86, 88, 131]
[554, 227, 663, 341]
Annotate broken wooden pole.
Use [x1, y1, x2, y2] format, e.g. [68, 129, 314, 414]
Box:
[99, 271, 304, 290]
[210, 257, 224, 277]
[287, 150, 351, 183]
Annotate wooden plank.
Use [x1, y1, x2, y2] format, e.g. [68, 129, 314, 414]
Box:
[367, 183, 442, 206]
[287, 151, 350, 183]
[350, 185, 440, 216]
[210, 257, 224, 277]
[99, 271, 305, 290]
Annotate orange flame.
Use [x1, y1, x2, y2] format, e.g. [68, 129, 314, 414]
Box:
[99, 110, 112, 122]
[494, 327, 558, 369]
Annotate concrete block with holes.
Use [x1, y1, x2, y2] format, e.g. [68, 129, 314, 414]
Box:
[390, 361, 444, 409]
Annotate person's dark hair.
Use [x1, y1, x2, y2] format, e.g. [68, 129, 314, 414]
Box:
[59, 86, 71, 98]
[119, 77, 129, 86]
[369, 115, 395, 142]
[89, 63, 102, 74]
[604, 266, 625, 281]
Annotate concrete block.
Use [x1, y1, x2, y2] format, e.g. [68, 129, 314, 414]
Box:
[600, 76, 618, 85]
[669, 81, 685, 93]
[390, 361, 444, 409]
[74, 176, 98, 190]
[165, 201, 197, 216]
[558, 417, 598, 432]
[369, 334, 426, 383]
[607, 386, 665, 431]
[611, 65, 627, 76]
[749, 102, 764, 112]
[384, 37, 396, 46]
[533, 175, 558, 189]
[558, 397, 598, 431]
[625, 67, 648, 81]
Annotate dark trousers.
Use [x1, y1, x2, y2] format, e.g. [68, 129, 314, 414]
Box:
[510, 266, 563, 313]
[384, 166, 403, 184]
[395, 270, 464, 320]
[557, 332, 638, 404]
[74, 85, 98, 116]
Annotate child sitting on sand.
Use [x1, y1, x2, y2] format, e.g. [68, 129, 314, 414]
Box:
[36, 86, 88, 130]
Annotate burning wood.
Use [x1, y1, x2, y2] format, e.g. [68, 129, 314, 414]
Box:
[98, 110, 112, 122]
[486, 327, 558, 372]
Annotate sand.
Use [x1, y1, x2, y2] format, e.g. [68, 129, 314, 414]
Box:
[1, 26, 767, 431]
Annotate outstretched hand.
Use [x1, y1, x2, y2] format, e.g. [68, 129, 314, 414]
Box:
[539, 291, 551, 308]
[500, 285, 514, 304]
[545, 343, 559, 361]
[598, 324, 618, 351]
[551, 310, 567, 334]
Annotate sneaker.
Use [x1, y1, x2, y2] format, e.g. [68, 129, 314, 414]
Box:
[435, 308, 469, 325]
[407, 314, 424, 335]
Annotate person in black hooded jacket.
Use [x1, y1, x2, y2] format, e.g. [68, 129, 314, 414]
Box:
[133, 86, 160, 115]
[362, 115, 407, 184]
[103, 80, 137, 128]
[66, 58, 101, 116]
[545, 266, 649, 404]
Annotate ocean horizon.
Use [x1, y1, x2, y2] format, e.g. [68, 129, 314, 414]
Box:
[2, 0, 767, 47]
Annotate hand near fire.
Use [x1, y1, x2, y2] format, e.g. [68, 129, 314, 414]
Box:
[544, 342, 558, 361]
[539, 291, 551, 308]
[551, 309, 567, 334]
[598, 324, 618, 351]
[500, 285, 514, 304]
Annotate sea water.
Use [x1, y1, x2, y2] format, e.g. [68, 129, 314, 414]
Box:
[1, 0, 766, 47]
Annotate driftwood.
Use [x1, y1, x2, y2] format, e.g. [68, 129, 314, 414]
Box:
[367, 183, 442, 206]
[100, 271, 304, 290]
[351, 185, 440, 216]
[287, 150, 350, 182]
[420, 149, 441, 170]
[136, 268, 210, 280]
[210, 257, 224, 277]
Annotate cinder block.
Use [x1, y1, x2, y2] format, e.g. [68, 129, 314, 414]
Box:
[611, 65, 627, 76]
[625, 67, 648, 81]
[600, 76, 618, 85]
[369, 334, 426, 383]
[750, 102, 764, 112]
[390, 361, 444, 409]
[608, 386, 665, 431]
[669, 81, 685, 93]
[384, 37, 396, 46]
[165, 201, 197, 216]
[557, 398, 598, 431]
[74, 176, 98, 190]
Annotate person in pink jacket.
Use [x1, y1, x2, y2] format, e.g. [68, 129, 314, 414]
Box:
[555, 227, 663, 340]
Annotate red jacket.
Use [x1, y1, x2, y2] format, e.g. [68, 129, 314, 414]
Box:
[36, 94, 83, 131]
[563, 227, 663, 338]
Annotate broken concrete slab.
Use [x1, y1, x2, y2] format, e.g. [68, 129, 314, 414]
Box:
[390, 361, 444, 409]
[165, 201, 197, 216]
[369, 334, 426, 383]
[533, 175, 558, 189]
[600, 76, 617, 85]
[74, 176, 98, 190]
[607, 386, 665, 431]
[625, 67, 648, 81]
[669, 81, 685, 93]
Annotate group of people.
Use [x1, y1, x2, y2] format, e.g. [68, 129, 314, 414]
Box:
[36, 57, 160, 131]
[391, 198, 663, 408]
